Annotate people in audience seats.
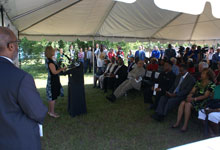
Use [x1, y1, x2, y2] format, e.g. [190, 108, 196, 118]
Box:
[99, 57, 117, 90]
[144, 60, 176, 109]
[127, 56, 135, 73]
[198, 83, 220, 137]
[106, 60, 145, 102]
[103, 57, 128, 93]
[172, 68, 215, 132]
[147, 58, 158, 71]
[151, 64, 195, 121]
[170, 57, 179, 75]
[187, 58, 195, 74]
[93, 59, 109, 88]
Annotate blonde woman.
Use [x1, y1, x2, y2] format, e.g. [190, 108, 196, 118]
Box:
[45, 46, 65, 118]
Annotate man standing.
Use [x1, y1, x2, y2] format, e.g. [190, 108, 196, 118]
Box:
[86, 47, 92, 73]
[212, 47, 220, 70]
[0, 27, 48, 150]
[135, 45, 146, 61]
[164, 44, 176, 60]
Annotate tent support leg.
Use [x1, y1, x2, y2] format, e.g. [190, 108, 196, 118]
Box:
[93, 39, 95, 86]
[1, 5, 4, 27]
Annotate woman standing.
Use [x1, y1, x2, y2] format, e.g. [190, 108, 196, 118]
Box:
[127, 50, 134, 66]
[45, 46, 65, 118]
[78, 48, 85, 63]
[172, 68, 216, 132]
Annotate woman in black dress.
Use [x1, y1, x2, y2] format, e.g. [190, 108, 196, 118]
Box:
[45, 46, 65, 118]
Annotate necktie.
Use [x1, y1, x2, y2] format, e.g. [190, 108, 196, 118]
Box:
[174, 76, 184, 93]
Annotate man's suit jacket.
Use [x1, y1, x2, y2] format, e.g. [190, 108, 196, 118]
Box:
[0, 57, 48, 150]
[114, 65, 128, 86]
[128, 67, 145, 90]
[169, 72, 195, 97]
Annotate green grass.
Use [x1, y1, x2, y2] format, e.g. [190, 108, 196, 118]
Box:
[23, 63, 204, 150]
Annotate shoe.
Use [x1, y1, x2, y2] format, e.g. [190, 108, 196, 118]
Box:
[106, 94, 116, 102]
[171, 124, 179, 129]
[151, 113, 164, 122]
[180, 127, 188, 132]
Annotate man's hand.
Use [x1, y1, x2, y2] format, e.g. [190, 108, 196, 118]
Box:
[166, 91, 176, 97]
[155, 88, 161, 92]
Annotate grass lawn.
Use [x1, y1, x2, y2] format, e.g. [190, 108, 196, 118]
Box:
[22, 63, 204, 150]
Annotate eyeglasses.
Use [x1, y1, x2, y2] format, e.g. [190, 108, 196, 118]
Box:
[7, 40, 20, 47]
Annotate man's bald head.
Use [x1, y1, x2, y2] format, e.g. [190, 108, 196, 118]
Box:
[0, 27, 16, 52]
[0, 27, 18, 60]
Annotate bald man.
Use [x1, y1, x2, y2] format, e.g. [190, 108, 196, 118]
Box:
[0, 27, 47, 150]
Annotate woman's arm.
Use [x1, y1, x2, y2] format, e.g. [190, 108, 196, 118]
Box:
[49, 63, 64, 75]
[194, 90, 211, 101]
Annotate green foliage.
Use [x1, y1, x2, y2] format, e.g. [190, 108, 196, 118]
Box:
[19, 37, 220, 66]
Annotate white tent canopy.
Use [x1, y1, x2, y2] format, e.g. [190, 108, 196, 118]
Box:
[1, 0, 220, 44]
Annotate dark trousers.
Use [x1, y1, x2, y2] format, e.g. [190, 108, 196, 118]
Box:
[156, 95, 185, 116]
[103, 77, 115, 92]
[84, 59, 88, 73]
[87, 59, 92, 73]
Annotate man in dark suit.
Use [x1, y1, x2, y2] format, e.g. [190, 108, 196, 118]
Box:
[103, 57, 128, 92]
[127, 56, 135, 73]
[152, 64, 195, 121]
[144, 60, 176, 109]
[0, 27, 48, 150]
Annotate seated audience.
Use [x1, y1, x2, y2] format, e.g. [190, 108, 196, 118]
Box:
[152, 64, 195, 121]
[103, 57, 128, 93]
[187, 58, 195, 74]
[198, 84, 220, 137]
[93, 59, 109, 88]
[147, 58, 158, 71]
[144, 60, 176, 109]
[170, 57, 179, 75]
[172, 68, 215, 132]
[106, 60, 145, 102]
[127, 56, 135, 73]
[158, 59, 165, 72]
[99, 57, 117, 89]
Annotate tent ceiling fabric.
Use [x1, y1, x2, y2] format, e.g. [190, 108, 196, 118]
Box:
[2, 0, 220, 42]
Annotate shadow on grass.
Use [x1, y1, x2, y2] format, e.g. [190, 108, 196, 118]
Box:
[37, 84, 206, 150]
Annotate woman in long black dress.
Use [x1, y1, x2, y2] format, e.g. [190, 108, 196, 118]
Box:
[45, 46, 65, 118]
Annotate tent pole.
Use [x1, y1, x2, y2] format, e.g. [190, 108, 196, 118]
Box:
[1, 5, 4, 27]
[93, 38, 95, 85]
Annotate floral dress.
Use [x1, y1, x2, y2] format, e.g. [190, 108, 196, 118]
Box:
[191, 80, 216, 111]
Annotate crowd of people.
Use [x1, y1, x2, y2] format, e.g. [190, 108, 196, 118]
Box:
[92, 43, 220, 137]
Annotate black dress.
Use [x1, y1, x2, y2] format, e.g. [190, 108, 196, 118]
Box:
[46, 58, 61, 100]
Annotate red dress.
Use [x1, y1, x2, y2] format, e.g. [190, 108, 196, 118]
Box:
[147, 64, 158, 71]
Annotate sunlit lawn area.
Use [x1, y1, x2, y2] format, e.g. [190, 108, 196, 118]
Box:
[22, 63, 204, 150]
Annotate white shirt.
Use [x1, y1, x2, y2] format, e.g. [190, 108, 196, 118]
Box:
[96, 49, 107, 67]
[182, 72, 188, 79]
[0, 56, 14, 64]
